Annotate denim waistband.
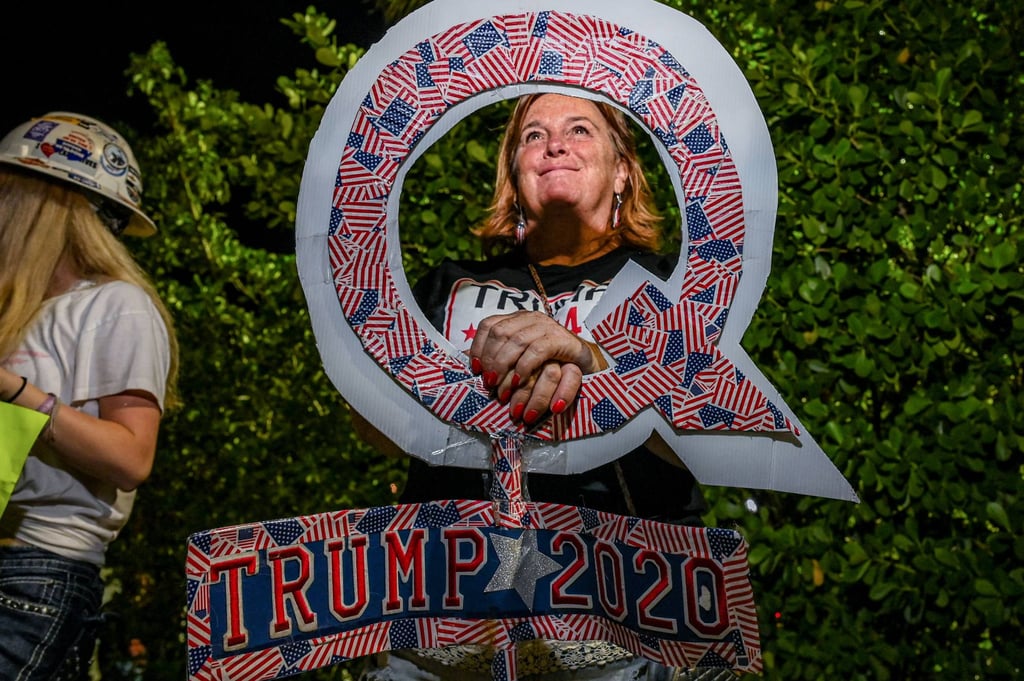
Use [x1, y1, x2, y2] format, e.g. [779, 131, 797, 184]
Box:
[0, 544, 102, 580]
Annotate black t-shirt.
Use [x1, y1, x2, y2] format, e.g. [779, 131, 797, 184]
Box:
[404, 247, 706, 525]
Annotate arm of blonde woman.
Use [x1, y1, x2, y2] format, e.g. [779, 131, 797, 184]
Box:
[469, 310, 608, 425]
[1, 371, 161, 491]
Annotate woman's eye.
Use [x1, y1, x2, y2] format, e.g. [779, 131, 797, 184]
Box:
[572, 125, 590, 136]
[524, 131, 543, 143]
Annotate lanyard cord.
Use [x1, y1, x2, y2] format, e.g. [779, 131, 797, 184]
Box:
[526, 261, 638, 518]
[527, 263, 555, 317]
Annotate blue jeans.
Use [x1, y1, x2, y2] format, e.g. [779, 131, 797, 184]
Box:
[0, 545, 105, 681]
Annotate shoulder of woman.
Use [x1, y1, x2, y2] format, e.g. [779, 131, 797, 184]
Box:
[72, 280, 163, 321]
[90, 279, 152, 302]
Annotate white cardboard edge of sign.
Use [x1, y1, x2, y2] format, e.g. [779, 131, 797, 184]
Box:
[295, 0, 859, 502]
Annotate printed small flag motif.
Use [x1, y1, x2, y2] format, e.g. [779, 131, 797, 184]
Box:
[185, 499, 762, 680]
[325, 10, 796, 445]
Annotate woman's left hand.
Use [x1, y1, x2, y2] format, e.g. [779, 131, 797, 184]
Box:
[468, 311, 607, 425]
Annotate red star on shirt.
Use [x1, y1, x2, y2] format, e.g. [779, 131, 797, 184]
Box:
[462, 323, 476, 342]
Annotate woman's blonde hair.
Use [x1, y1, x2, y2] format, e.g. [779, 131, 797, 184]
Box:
[474, 92, 663, 255]
[0, 168, 180, 409]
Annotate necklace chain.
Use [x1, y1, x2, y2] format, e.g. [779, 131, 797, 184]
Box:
[528, 261, 635, 515]
[527, 263, 555, 317]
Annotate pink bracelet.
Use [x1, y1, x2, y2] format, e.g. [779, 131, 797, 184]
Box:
[36, 393, 57, 416]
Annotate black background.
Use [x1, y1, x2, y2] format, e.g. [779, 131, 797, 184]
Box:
[2, 1, 388, 137]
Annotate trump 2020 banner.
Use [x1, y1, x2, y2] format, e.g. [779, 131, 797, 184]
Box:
[185, 499, 760, 680]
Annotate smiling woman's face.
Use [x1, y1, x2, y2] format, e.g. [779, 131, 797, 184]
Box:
[513, 94, 627, 236]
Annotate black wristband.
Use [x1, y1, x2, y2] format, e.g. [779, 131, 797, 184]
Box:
[4, 375, 28, 403]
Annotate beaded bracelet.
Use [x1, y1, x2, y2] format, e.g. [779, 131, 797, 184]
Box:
[4, 375, 28, 403]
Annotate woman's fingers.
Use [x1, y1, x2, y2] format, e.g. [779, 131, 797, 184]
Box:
[468, 311, 603, 424]
[506, 359, 583, 425]
[525, 361, 583, 421]
[470, 311, 553, 387]
[471, 312, 594, 381]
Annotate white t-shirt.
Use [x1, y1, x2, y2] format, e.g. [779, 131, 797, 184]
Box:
[0, 279, 170, 565]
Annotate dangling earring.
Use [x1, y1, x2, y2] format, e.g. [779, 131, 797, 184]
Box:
[515, 205, 526, 245]
[611, 192, 623, 230]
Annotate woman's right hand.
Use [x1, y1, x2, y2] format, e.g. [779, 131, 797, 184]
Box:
[468, 311, 608, 425]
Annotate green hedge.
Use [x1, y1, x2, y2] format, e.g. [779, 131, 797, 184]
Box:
[96, 2, 1020, 679]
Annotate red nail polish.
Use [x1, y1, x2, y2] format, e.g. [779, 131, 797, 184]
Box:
[499, 389, 511, 403]
[471, 357, 482, 374]
[484, 371, 497, 387]
[511, 373, 521, 389]
[512, 403, 525, 420]
[551, 399, 566, 414]
[524, 409, 539, 425]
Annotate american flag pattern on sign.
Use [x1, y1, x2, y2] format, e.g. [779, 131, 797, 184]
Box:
[327, 11, 796, 443]
[185, 499, 762, 680]
[186, 436, 762, 681]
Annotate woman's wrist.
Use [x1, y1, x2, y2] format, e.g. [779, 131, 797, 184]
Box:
[2, 374, 29, 403]
[36, 393, 57, 416]
[583, 340, 609, 373]
[35, 393, 60, 443]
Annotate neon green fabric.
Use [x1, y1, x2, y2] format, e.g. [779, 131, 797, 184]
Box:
[0, 401, 47, 516]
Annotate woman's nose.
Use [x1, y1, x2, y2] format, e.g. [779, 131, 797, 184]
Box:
[545, 135, 567, 155]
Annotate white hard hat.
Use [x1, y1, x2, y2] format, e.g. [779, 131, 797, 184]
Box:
[0, 112, 156, 236]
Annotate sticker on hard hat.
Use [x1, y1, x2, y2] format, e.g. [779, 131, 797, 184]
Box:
[100, 143, 129, 176]
[24, 120, 59, 142]
[66, 172, 101, 190]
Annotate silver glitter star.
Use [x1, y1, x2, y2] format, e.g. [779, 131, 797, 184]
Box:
[484, 530, 561, 609]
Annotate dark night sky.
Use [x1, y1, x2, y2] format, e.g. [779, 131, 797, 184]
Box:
[2, 1, 388, 138]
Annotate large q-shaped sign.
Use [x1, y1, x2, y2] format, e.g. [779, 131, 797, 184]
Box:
[296, 0, 857, 502]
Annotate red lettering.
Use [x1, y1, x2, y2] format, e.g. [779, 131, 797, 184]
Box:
[326, 536, 370, 621]
[209, 553, 259, 651]
[443, 528, 485, 609]
[384, 530, 429, 613]
[634, 550, 677, 634]
[267, 545, 318, 637]
[549, 532, 592, 609]
[683, 557, 729, 637]
[563, 305, 582, 334]
[595, 542, 627, 621]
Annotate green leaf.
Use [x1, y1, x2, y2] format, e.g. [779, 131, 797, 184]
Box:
[844, 541, 869, 564]
[986, 502, 1012, 532]
[898, 281, 921, 299]
[466, 139, 489, 164]
[869, 580, 898, 600]
[985, 241, 1017, 270]
[314, 46, 341, 67]
[974, 579, 999, 597]
[960, 109, 984, 130]
[798, 277, 828, 304]
[934, 547, 960, 569]
[853, 350, 875, 378]
[848, 83, 868, 114]
[935, 67, 952, 99]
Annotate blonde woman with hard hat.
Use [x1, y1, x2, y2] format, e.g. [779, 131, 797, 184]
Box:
[0, 112, 179, 681]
